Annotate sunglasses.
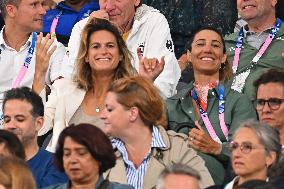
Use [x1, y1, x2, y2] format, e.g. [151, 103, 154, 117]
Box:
[254, 98, 284, 111]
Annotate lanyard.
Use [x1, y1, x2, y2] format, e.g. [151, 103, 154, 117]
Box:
[50, 11, 62, 39]
[192, 84, 228, 143]
[232, 18, 282, 74]
[50, 10, 92, 39]
[12, 32, 37, 88]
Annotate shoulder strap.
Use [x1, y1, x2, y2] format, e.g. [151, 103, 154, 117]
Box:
[98, 179, 110, 189]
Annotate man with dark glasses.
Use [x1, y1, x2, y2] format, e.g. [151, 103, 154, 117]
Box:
[253, 69, 284, 147]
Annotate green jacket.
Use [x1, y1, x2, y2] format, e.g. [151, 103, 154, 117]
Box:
[225, 23, 284, 100]
[104, 126, 214, 189]
[166, 81, 257, 184]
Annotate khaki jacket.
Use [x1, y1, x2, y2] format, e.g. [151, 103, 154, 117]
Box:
[104, 126, 214, 189]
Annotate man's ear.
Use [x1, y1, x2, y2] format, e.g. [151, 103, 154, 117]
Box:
[35, 116, 44, 133]
[129, 107, 139, 122]
[5, 4, 18, 18]
[271, 0, 277, 7]
[134, 0, 141, 7]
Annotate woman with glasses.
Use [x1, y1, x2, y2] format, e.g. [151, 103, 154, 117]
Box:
[253, 69, 284, 147]
[166, 27, 257, 184]
[225, 120, 281, 189]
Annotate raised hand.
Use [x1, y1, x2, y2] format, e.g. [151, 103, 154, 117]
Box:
[188, 121, 222, 155]
[137, 48, 165, 82]
[33, 32, 56, 94]
[89, 10, 109, 21]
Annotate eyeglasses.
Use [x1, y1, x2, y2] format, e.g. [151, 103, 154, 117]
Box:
[254, 98, 284, 111]
[228, 141, 263, 154]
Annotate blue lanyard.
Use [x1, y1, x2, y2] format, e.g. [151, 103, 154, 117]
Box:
[192, 84, 228, 142]
[12, 32, 37, 88]
[192, 84, 225, 115]
[25, 32, 37, 67]
[233, 18, 282, 73]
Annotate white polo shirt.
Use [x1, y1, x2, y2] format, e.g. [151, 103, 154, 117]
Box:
[0, 27, 67, 116]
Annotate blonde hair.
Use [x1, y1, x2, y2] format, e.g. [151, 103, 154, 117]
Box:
[108, 76, 167, 128]
[73, 18, 136, 91]
[0, 157, 36, 189]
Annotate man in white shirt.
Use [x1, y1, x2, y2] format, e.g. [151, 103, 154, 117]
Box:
[62, 0, 181, 98]
[0, 0, 66, 119]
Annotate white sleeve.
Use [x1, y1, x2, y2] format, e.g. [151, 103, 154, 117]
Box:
[48, 41, 66, 82]
[59, 17, 89, 79]
[137, 13, 181, 98]
[38, 83, 58, 136]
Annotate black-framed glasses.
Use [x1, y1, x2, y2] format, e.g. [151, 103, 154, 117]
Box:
[228, 141, 263, 154]
[253, 98, 284, 111]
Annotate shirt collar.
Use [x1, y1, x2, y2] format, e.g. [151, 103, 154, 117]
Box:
[64, 176, 105, 189]
[112, 126, 166, 151]
[0, 27, 33, 49]
[242, 24, 273, 37]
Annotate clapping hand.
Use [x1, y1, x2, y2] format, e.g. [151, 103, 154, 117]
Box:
[33, 33, 56, 94]
[137, 48, 165, 82]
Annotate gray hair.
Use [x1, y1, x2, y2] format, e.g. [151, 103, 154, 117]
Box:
[0, 0, 21, 18]
[234, 120, 282, 173]
[156, 163, 200, 189]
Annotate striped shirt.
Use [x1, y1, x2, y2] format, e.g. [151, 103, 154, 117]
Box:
[111, 126, 166, 189]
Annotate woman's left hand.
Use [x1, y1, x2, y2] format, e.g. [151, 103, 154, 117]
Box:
[188, 121, 222, 155]
[137, 48, 165, 82]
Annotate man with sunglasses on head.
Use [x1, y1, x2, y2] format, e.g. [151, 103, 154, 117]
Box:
[253, 69, 284, 147]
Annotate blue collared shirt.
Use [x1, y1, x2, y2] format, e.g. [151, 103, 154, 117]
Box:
[111, 126, 166, 189]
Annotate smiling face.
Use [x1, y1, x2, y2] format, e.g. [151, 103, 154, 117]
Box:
[237, 0, 277, 22]
[187, 29, 227, 78]
[231, 127, 274, 181]
[3, 99, 42, 146]
[99, 0, 140, 31]
[85, 30, 121, 75]
[63, 137, 100, 185]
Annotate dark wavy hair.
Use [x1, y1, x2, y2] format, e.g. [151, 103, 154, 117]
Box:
[253, 69, 284, 96]
[54, 123, 116, 175]
[3, 87, 44, 118]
